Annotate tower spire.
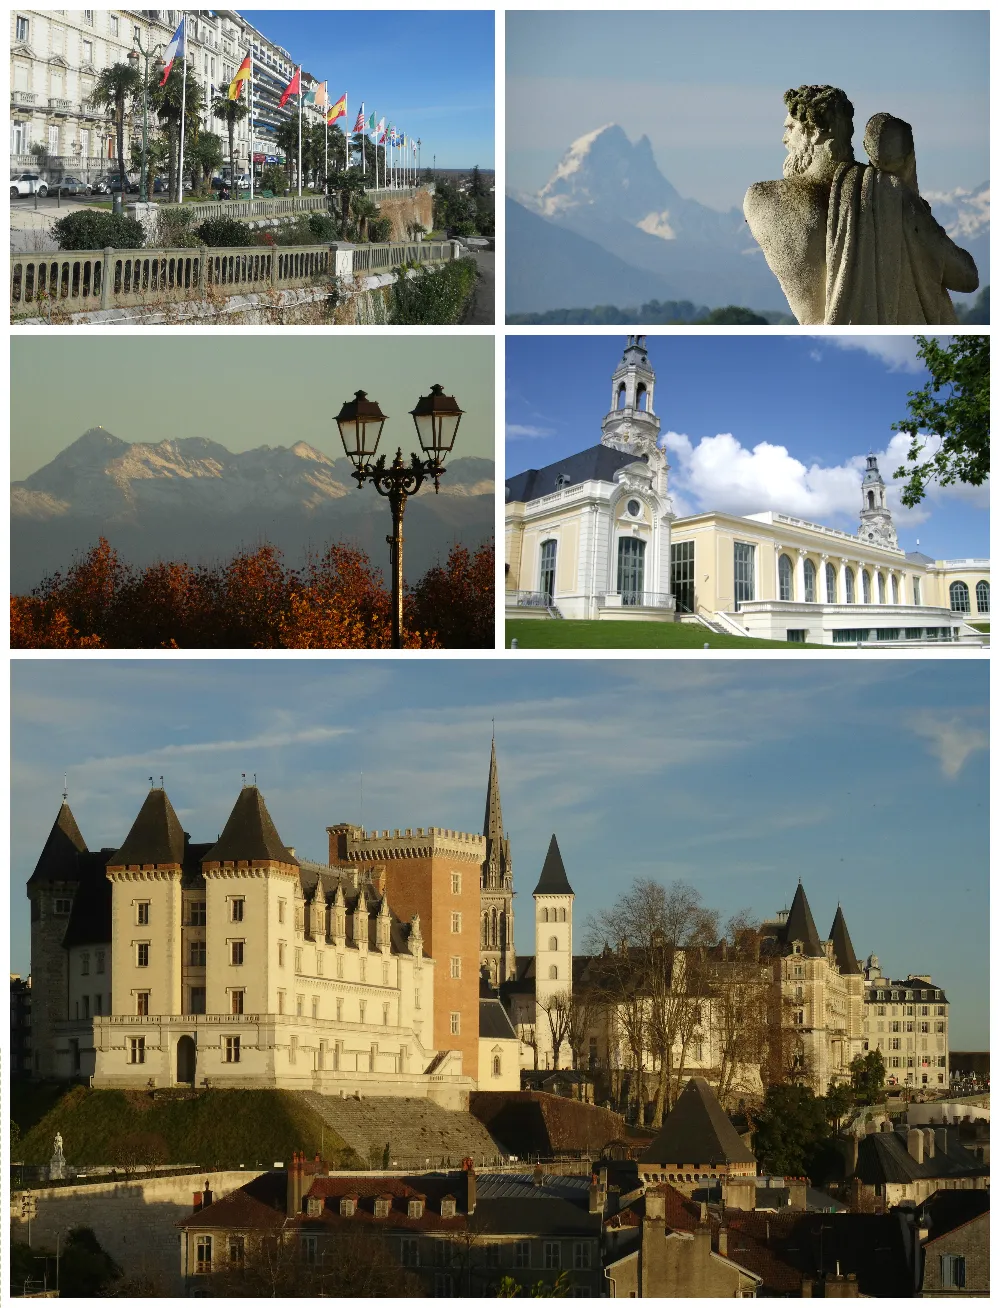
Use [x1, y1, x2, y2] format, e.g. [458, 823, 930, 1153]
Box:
[857, 452, 898, 550]
[482, 735, 508, 887]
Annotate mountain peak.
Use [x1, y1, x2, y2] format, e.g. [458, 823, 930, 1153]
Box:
[538, 124, 683, 221]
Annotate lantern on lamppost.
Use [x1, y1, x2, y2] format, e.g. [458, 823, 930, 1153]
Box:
[335, 385, 463, 648]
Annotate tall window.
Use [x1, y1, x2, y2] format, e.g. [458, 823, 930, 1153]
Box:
[224, 1036, 240, 1063]
[940, 1256, 966, 1290]
[803, 558, 816, 603]
[137, 902, 149, 925]
[450, 912, 462, 933]
[825, 562, 837, 603]
[862, 571, 872, 604]
[137, 943, 149, 967]
[231, 989, 244, 1014]
[976, 580, 990, 613]
[845, 567, 855, 603]
[617, 536, 645, 604]
[231, 898, 244, 922]
[196, 1236, 213, 1273]
[96, 950, 105, 974]
[190, 940, 206, 966]
[129, 1036, 145, 1064]
[450, 1011, 461, 1035]
[81, 953, 90, 975]
[891, 575, 899, 604]
[670, 540, 695, 613]
[778, 553, 793, 601]
[877, 573, 886, 603]
[950, 581, 970, 612]
[544, 1242, 561, 1270]
[539, 540, 557, 603]
[450, 956, 462, 979]
[136, 991, 149, 1016]
[514, 1242, 530, 1269]
[190, 901, 206, 926]
[493, 1054, 502, 1078]
[734, 543, 755, 605]
[230, 940, 244, 966]
[109, 14, 119, 36]
[548, 965, 558, 979]
[451, 872, 461, 895]
[15, 15, 29, 42]
[190, 986, 206, 1014]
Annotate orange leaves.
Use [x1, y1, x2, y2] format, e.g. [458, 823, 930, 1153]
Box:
[11, 536, 492, 649]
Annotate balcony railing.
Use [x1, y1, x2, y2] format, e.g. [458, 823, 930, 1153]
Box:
[598, 591, 675, 609]
[48, 97, 73, 113]
[509, 590, 552, 607]
[11, 90, 36, 105]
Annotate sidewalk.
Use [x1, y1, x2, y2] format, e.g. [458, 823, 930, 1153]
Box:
[9, 198, 95, 253]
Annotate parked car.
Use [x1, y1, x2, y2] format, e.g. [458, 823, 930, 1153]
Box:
[94, 173, 139, 194]
[151, 176, 168, 194]
[49, 175, 93, 196]
[10, 172, 48, 198]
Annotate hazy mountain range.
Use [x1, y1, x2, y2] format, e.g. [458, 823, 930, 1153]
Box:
[507, 124, 990, 317]
[12, 428, 494, 593]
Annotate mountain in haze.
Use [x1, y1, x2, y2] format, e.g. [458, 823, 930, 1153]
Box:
[12, 429, 493, 593]
[509, 125, 990, 317]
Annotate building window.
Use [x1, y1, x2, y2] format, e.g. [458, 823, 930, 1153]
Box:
[82, 38, 93, 63]
[617, 536, 646, 605]
[383, 1003, 390, 1026]
[803, 557, 816, 602]
[877, 572, 886, 603]
[54, 897, 71, 915]
[939, 1255, 966, 1289]
[278, 899, 286, 924]
[434, 1272, 453, 1296]
[137, 943, 150, 967]
[976, 580, 990, 613]
[450, 957, 462, 979]
[486, 1243, 502, 1268]
[401, 1237, 419, 1267]
[544, 1242, 561, 1270]
[289, 1035, 298, 1064]
[950, 580, 970, 612]
[514, 1241, 530, 1269]
[670, 540, 695, 613]
[83, 9, 94, 24]
[912, 576, 921, 605]
[190, 901, 206, 926]
[137, 902, 149, 925]
[196, 1235, 213, 1274]
[786, 629, 806, 643]
[891, 575, 899, 604]
[15, 15, 29, 42]
[493, 1054, 502, 1078]
[109, 14, 119, 36]
[539, 540, 557, 603]
[360, 957, 367, 982]
[574, 1242, 592, 1270]
[231, 940, 244, 966]
[450, 1012, 461, 1036]
[295, 948, 303, 973]
[296, 994, 304, 1017]
[231, 990, 244, 1015]
[81, 952, 90, 975]
[337, 954, 344, 979]
[231, 898, 245, 922]
[734, 542, 755, 605]
[129, 1036, 145, 1064]
[548, 935, 559, 951]
[451, 872, 461, 895]
[136, 991, 149, 1016]
[278, 942, 286, 967]
[359, 1000, 367, 1023]
[845, 567, 855, 603]
[277, 990, 285, 1014]
[862, 570, 872, 604]
[311, 997, 319, 1019]
[190, 986, 206, 1014]
[450, 913, 462, 934]
[228, 1236, 244, 1265]
[224, 1036, 240, 1063]
[336, 998, 343, 1021]
[190, 940, 206, 967]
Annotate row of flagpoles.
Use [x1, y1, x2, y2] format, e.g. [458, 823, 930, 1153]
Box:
[160, 16, 423, 202]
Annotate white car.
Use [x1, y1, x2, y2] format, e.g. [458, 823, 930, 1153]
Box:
[10, 172, 48, 198]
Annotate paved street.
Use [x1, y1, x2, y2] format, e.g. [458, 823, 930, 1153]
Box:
[10, 195, 104, 253]
[463, 248, 495, 324]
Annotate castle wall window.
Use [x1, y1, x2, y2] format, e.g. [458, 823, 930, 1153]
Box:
[190, 987, 206, 1014]
[950, 581, 970, 612]
[451, 872, 462, 894]
[129, 1037, 145, 1064]
[190, 940, 206, 966]
[803, 558, 816, 602]
[976, 580, 990, 613]
[55, 898, 71, 915]
[548, 936, 558, 951]
[231, 989, 245, 1015]
[278, 900, 286, 924]
[383, 1003, 390, 1026]
[136, 943, 149, 967]
[136, 991, 149, 1016]
[451, 912, 462, 933]
[360, 957, 367, 982]
[336, 954, 344, 979]
[493, 1054, 502, 1078]
[137, 902, 150, 926]
[224, 1036, 240, 1063]
[539, 540, 557, 603]
[231, 898, 245, 922]
[230, 940, 244, 966]
[549, 965, 558, 980]
[845, 567, 855, 603]
[336, 998, 343, 1021]
[559, 909, 566, 922]
[296, 994, 304, 1016]
[316, 952, 323, 976]
[734, 543, 755, 605]
[312, 997, 319, 1019]
[190, 902, 206, 926]
[82, 995, 90, 1018]
[277, 990, 285, 1014]
[359, 999, 368, 1023]
[450, 1011, 461, 1035]
[450, 956, 462, 979]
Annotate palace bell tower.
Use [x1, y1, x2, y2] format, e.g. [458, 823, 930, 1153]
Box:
[857, 452, 898, 550]
[601, 335, 661, 457]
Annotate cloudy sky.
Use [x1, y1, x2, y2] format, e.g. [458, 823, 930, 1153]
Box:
[11, 659, 988, 1047]
[507, 11, 989, 205]
[506, 334, 989, 557]
[11, 336, 494, 480]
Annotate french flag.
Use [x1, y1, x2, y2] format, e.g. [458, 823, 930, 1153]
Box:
[159, 17, 186, 86]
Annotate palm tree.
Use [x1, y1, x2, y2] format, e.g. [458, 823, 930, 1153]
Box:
[148, 59, 202, 199]
[211, 94, 249, 194]
[91, 62, 141, 212]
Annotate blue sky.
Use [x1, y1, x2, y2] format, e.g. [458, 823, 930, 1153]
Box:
[10, 660, 988, 1047]
[244, 10, 494, 169]
[507, 11, 989, 205]
[507, 335, 989, 558]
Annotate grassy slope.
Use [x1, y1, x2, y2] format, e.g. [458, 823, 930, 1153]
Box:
[15, 1085, 356, 1169]
[505, 620, 827, 650]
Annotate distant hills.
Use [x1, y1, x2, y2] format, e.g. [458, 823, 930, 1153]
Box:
[507, 124, 990, 320]
[12, 429, 493, 593]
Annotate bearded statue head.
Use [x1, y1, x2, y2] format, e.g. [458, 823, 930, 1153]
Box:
[782, 84, 855, 181]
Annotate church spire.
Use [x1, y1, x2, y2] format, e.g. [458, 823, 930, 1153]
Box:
[602, 336, 660, 455]
[482, 734, 509, 889]
[857, 452, 898, 550]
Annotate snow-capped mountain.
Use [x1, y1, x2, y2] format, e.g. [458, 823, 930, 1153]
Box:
[12, 429, 494, 592]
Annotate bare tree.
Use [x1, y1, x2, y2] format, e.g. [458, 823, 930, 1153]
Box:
[708, 913, 773, 1110]
[210, 1227, 424, 1297]
[536, 989, 573, 1070]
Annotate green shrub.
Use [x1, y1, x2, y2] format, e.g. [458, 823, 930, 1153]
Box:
[450, 219, 478, 237]
[193, 215, 255, 248]
[389, 256, 477, 325]
[307, 212, 340, 241]
[367, 215, 392, 243]
[156, 206, 200, 249]
[261, 165, 287, 196]
[51, 210, 145, 251]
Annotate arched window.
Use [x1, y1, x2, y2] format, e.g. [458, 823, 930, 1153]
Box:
[636, 383, 647, 411]
[950, 581, 970, 613]
[825, 562, 837, 603]
[481, 914, 489, 947]
[867, 490, 875, 510]
[492, 1054, 502, 1077]
[541, 907, 548, 923]
[559, 908, 566, 923]
[891, 575, 899, 604]
[976, 581, 990, 613]
[877, 573, 886, 603]
[616, 383, 626, 411]
[539, 540, 557, 604]
[912, 576, 921, 606]
[548, 965, 558, 980]
[778, 553, 793, 601]
[548, 936, 558, 951]
[862, 571, 872, 604]
[617, 537, 646, 605]
[845, 567, 855, 603]
[803, 558, 816, 603]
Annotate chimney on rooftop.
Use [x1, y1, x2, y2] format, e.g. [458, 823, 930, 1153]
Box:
[906, 1129, 925, 1165]
[717, 1227, 728, 1258]
[202, 1182, 213, 1208]
[923, 1128, 935, 1160]
[463, 1158, 476, 1215]
[533, 1165, 544, 1187]
[287, 1151, 307, 1218]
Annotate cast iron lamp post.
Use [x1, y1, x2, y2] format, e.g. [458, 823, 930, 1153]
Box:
[335, 384, 464, 648]
[128, 40, 165, 202]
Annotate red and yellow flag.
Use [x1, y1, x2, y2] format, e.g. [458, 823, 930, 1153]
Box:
[228, 54, 251, 100]
[327, 92, 347, 124]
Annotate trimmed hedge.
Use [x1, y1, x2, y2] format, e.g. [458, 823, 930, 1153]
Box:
[192, 215, 255, 247]
[388, 256, 478, 325]
[52, 210, 145, 251]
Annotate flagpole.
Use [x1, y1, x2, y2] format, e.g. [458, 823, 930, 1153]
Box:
[177, 14, 186, 205]
[297, 66, 302, 196]
[361, 102, 365, 177]
[248, 54, 254, 200]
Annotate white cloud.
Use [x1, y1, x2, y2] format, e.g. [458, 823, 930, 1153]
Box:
[506, 423, 554, 439]
[78, 726, 354, 775]
[909, 713, 988, 779]
[817, 336, 932, 373]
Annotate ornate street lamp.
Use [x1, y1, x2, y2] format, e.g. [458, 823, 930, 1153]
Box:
[128, 40, 165, 202]
[335, 384, 463, 648]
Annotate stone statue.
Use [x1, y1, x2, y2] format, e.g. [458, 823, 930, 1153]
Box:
[744, 85, 978, 324]
[49, 1131, 66, 1181]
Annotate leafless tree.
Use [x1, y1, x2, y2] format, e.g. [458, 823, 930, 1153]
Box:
[708, 913, 773, 1110]
[536, 989, 573, 1070]
[209, 1227, 424, 1297]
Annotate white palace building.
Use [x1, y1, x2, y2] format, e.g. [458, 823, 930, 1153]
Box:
[505, 338, 989, 646]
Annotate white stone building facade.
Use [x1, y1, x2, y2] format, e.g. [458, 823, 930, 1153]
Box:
[862, 956, 950, 1090]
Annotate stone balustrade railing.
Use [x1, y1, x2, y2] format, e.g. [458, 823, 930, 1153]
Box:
[11, 238, 459, 314]
[153, 194, 328, 221]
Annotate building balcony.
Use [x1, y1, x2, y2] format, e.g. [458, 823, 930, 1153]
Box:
[598, 590, 674, 610]
[48, 97, 73, 114]
[11, 90, 37, 105]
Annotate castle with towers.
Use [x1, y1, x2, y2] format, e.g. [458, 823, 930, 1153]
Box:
[26, 739, 949, 1106]
[505, 337, 988, 645]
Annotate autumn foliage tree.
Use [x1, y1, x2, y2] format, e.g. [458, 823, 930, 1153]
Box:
[11, 538, 494, 650]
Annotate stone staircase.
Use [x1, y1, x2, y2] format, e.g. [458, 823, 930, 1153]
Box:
[298, 1093, 504, 1170]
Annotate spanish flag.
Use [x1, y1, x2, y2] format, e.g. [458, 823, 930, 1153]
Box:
[327, 92, 347, 124]
[228, 54, 251, 100]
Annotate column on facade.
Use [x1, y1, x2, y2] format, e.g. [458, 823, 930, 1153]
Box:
[795, 550, 807, 602]
[838, 558, 848, 605]
[820, 554, 831, 604]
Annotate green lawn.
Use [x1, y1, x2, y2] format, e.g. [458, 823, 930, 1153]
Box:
[506, 620, 827, 650]
[969, 622, 990, 633]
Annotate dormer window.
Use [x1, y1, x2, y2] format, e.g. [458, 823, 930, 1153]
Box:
[408, 1198, 425, 1219]
[555, 474, 570, 489]
[307, 1196, 323, 1217]
[374, 1196, 391, 1218]
[441, 1196, 457, 1218]
[340, 1197, 356, 1217]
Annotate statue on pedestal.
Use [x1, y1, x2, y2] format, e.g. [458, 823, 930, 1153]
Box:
[49, 1131, 66, 1181]
[744, 85, 979, 324]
